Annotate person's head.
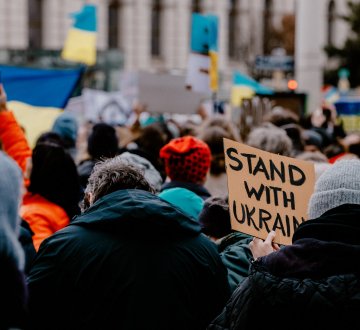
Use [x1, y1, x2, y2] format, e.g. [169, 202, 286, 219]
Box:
[198, 126, 231, 175]
[264, 107, 299, 127]
[35, 132, 64, 148]
[200, 116, 240, 142]
[52, 112, 78, 149]
[308, 160, 360, 219]
[118, 152, 163, 193]
[160, 136, 211, 185]
[280, 124, 305, 156]
[0, 152, 24, 270]
[246, 123, 293, 156]
[135, 123, 168, 157]
[159, 188, 204, 220]
[302, 129, 324, 152]
[82, 156, 155, 211]
[87, 123, 119, 160]
[28, 142, 81, 219]
[199, 197, 232, 240]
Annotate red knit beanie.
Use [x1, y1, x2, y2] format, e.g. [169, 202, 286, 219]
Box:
[160, 136, 211, 184]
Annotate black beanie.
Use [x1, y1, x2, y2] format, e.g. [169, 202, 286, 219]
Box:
[199, 197, 232, 239]
[87, 123, 119, 160]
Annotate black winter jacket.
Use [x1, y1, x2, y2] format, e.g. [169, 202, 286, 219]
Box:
[28, 189, 230, 330]
[208, 204, 360, 330]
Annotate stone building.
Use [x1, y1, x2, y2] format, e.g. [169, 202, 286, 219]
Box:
[0, 0, 356, 107]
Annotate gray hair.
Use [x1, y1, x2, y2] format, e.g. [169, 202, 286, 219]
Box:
[82, 156, 155, 211]
[246, 123, 292, 156]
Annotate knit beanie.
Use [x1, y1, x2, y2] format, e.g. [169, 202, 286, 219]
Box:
[199, 196, 232, 238]
[52, 112, 78, 147]
[159, 187, 204, 220]
[160, 136, 211, 184]
[308, 159, 360, 219]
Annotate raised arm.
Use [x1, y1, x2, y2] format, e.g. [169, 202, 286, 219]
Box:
[0, 84, 32, 173]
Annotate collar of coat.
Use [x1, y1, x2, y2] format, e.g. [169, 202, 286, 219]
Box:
[72, 189, 201, 237]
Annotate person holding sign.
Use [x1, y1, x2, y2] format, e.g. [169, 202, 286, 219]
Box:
[208, 160, 360, 330]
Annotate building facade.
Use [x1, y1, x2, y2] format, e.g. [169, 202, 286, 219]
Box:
[0, 0, 356, 105]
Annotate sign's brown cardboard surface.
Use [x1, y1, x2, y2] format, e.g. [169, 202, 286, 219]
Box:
[224, 138, 315, 245]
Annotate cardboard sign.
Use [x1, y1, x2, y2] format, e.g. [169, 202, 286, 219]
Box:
[224, 139, 315, 245]
[138, 71, 206, 114]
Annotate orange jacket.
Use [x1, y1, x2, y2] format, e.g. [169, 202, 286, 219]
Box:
[0, 111, 70, 251]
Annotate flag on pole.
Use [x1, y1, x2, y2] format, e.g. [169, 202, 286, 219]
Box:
[186, 13, 219, 94]
[231, 71, 273, 107]
[61, 4, 97, 66]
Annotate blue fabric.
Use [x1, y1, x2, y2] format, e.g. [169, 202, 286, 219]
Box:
[159, 187, 204, 220]
[335, 98, 360, 115]
[0, 65, 83, 108]
[233, 71, 274, 95]
[72, 4, 97, 33]
[190, 13, 218, 54]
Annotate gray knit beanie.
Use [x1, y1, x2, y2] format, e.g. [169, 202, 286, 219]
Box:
[308, 159, 360, 219]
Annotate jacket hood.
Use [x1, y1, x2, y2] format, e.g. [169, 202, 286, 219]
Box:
[0, 152, 25, 270]
[73, 189, 201, 236]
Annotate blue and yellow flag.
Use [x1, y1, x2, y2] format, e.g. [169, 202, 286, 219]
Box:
[62, 4, 97, 66]
[188, 13, 219, 92]
[231, 71, 273, 107]
[0, 65, 83, 146]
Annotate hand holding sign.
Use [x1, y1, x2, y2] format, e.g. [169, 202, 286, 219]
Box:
[249, 231, 280, 260]
[224, 139, 315, 245]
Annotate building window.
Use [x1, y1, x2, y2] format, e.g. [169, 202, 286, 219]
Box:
[328, 0, 336, 46]
[192, 0, 202, 13]
[151, 0, 162, 57]
[228, 0, 238, 59]
[108, 0, 120, 49]
[28, 0, 43, 49]
[263, 0, 273, 54]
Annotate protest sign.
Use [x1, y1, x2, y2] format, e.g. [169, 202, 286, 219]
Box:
[83, 88, 131, 125]
[224, 139, 315, 245]
[138, 71, 205, 114]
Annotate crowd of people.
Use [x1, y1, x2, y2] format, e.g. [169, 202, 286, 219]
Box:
[0, 81, 360, 329]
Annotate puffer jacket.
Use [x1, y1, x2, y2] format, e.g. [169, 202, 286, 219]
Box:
[208, 204, 360, 330]
[217, 232, 252, 293]
[28, 189, 230, 330]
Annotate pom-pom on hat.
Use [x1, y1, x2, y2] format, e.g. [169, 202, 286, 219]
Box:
[160, 136, 211, 184]
[308, 159, 360, 219]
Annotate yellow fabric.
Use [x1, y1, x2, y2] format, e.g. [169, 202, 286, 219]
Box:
[61, 28, 97, 66]
[8, 101, 62, 148]
[209, 51, 218, 92]
[231, 86, 255, 107]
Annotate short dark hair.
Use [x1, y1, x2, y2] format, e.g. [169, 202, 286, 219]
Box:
[29, 142, 81, 219]
[199, 197, 232, 239]
[82, 156, 155, 211]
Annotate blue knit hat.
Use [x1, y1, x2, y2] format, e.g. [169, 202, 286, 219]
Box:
[159, 188, 204, 220]
[52, 112, 78, 146]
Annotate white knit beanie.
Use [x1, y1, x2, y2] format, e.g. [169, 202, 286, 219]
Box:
[308, 159, 360, 219]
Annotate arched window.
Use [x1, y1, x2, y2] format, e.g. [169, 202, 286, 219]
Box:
[192, 0, 202, 13]
[263, 0, 273, 54]
[151, 0, 162, 57]
[28, 0, 43, 49]
[228, 0, 238, 59]
[328, 0, 336, 46]
[108, 0, 120, 49]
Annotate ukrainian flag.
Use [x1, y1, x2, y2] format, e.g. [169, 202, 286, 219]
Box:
[0, 65, 83, 146]
[62, 4, 97, 66]
[190, 13, 219, 92]
[231, 72, 273, 107]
